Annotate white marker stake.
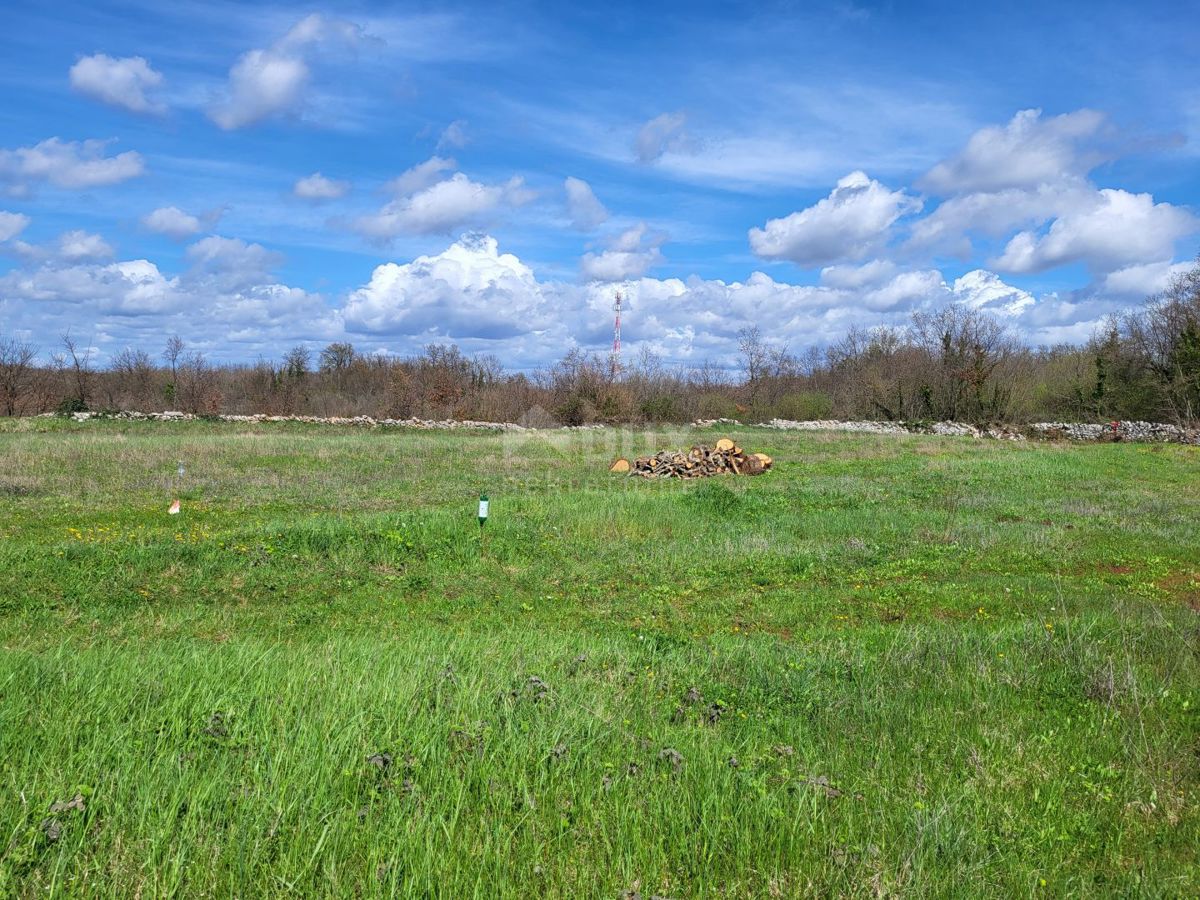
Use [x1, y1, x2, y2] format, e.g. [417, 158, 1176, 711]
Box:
[478, 494, 489, 556]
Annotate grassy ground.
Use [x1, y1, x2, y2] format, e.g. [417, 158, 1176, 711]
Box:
[0, 418, 1197, 897]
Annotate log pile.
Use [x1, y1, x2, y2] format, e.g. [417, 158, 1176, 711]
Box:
[611, 438, 773, 479]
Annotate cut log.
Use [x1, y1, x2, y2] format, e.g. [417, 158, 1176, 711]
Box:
[609, 458, 631, 473]
[623, 441, 775, 479]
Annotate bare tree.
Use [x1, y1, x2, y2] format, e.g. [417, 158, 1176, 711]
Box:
[178, 350, 220, 414]
[319, 342, 356, 375]
[111, 347, 156, 408]
[0, 335, 38, 416]
[909, 305, 1016, 422]
[60, 331, 94, 411]
[284, 345, 312, 380]
[163, 335, 184, 405]
[737, 326, 769, 391]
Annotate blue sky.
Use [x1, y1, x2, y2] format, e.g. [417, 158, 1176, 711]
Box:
[2, 0, 1199, 370]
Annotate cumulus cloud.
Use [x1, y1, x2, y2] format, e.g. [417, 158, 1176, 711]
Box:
[0, 232, 337, 354]
[343, 234, 555, 338]
[819, 259, 897, 289]
[57, 230, 115, 262]
[950, 270, 1035, 316]
[992, 189, 1198, 275]
[185, 235, 284, 291]
[384, 156, 457, 196]
[354, 164, 534, 240]
[564, 176, 608, 230]
[581, 223, 664, 282]
[0, 257, 178, 314]
[0, 137, 144, 195]
[922, 108, 1110, 194]
[141, 206, 204, 240]
[906, 181, 1092, 256]
[2, 226, 1142, 369]
[749, 171, 921, 267]
[0, 210, 30, 242]
[1100, 260, 1196, 298]
[635, 111, 689, 163]
[69, 54, 166, 114]
[208, 13, 363, 130]
[293, 172, 350, 200]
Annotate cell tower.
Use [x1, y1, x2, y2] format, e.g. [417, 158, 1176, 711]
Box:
[610, 289, 623, 377]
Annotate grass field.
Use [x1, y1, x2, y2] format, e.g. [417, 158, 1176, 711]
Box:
[1, 419, 1197, 897]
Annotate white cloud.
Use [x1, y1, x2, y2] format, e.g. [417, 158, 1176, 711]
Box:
[293, 172, 350, 200]
[0, 258, 178, 313]
[862, 270, 947, 311]
[819, 259, 897, 289]
[354, 170, 534, 240]
[906, 181, 1093, 255]
[208, 14, 363, 130]
[343, 234, 556, 338]
[2, 228, 1142, 369]
[1100, 260, 1195, 298]
[0, 210, 30, 242]
[141, 206, 203, 239]
[950, 270, 1035, 316]
[922, 108, 1109, 194]
[57, 230, 115, 262]
[69, 54, 166, 114]
[437, 120, 469, 150]
[185, 235, 284, 291]
[749, 171, 921, 267]
[581, 223, 664, 282]
[384, 156, 457, 196]
[635, 111, 689, 163]
[209, 49, 309, 130]
[564, 176, 608, 230]
[0, 138, 144, 195]
[992, 188, 1198, 275]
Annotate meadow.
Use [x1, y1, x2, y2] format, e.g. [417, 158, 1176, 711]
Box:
[0, 418, 1197, 897]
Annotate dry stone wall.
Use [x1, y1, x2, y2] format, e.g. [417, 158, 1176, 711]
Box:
[42, 410, 1200, 444]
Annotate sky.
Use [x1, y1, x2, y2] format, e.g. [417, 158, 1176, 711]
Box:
[2, 0, 1199, 371]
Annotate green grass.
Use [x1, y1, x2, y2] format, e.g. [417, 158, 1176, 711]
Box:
[1, 418, 1197, 897]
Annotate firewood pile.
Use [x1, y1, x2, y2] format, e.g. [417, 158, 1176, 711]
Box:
[610, 438, 773, 479]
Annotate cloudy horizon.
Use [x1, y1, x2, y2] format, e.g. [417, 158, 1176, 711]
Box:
[2, 0, 1199, 370]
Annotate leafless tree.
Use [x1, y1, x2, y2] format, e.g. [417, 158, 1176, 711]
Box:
[319, 342, 356, 375]
[0, 335, 38, 416]
[738, 326, 770, 401]
[178, 350, 221, 414]
[60, 331, 94, 410]
[284, 345, 311, 380]
[909, 305, 1017, 422]
[111, 347, 157, 408]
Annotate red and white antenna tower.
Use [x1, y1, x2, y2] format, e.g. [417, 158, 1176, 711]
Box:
[610, 289, 623, 377]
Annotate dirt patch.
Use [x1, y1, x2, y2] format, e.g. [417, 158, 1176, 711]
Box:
[1157, 571, 1200, 610]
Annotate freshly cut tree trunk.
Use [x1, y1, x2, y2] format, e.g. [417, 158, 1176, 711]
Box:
[609, 458, 631, 473]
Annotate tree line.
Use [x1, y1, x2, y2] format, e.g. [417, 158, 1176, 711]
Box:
[2, 257, 1198, 426]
